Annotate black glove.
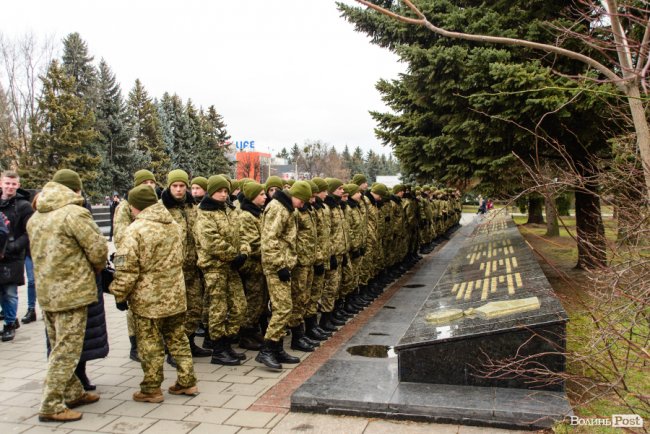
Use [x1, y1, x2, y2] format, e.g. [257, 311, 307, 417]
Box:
[385, 216, 391, 222]
[342, 255, 349, 267]
[116, 300, 128, 311]
[230, 253, 248, 270]
[329, 255, 338, 270]
[314, 263, 325, 276]
[359, 247, 366, 256]
[277, 267, 291, 282]
[351, 250, 361, 259]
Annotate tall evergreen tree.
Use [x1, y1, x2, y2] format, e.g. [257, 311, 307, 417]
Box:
[61, 32, 98, 109]
[27, 60, 100, 190]
[125, 79, 169, 182]
[199, 105, 232, 175]
[158, 93, 195, 172]
[365, 150, 382, 182]
[95, 59, 147, 195]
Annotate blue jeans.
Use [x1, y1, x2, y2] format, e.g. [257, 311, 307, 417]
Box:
[25, 255, 36, 309]
[0, 284, 18, 326]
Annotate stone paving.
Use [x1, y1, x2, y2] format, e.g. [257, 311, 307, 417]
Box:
[0, 226, 524, 433]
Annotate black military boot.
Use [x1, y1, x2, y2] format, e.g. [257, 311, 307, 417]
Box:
[189, 333, 212, 357]
[290, 326, 315, 352]
[239, 327, 263, 351]
[195, 323, 207, 337]
[275, 338, 300, 364]
[305, 315, 329, 341]
[1, 322, 15, 342]
[296, 323, 320, 347]
[319, 312, 338, 332]
[21, 308, 36, 324]
[343, 296, 361, 315]
[255, 340, 282, 370]
[129, 336, 140, 362]
[210, 337, 241, 366]
[225, 335, 246, 360]
[203, 333, 214, 349]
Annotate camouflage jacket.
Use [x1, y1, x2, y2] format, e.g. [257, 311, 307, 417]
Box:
[161, 189, 196, 272]
[295, 203, 317, 267]
[238, 198, 263, 261]
[27, 182, 108, 312]
[389, 196, 405, 236]
[344, 198, 363, 253]
[112, 199, 134, 250]
[363, 191, 380, 250]
[358, 194, 370, 249]
[312, 197, 330, 266]
[261, 190, 297, 274]
[110, 202, 186, 318]
[195, 196, 250, 273]
[324, 194, 348, 256]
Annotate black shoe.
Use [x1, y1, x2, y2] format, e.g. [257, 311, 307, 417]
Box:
[189, 334, 212, 357]
[301, 335, 320, 347]
[203, 334, 214, 349]
[255, 340, 282, 370]
[306, 326, 329, 341]
[166, 353, 177, 368]
[210, 338, 241, 365]
[129, 336, 140, 362]
[330, 314, 347, 326]
[290, 326, 315, 352]
[195, 324, 206, 337]
[239, 328, 263, 351]
[21, 308, 36, 324]
[225, 336, 246, 360]
[1, 323, 15, 342]
[319, 312, 339, 332]
[275, 339, 300, 364]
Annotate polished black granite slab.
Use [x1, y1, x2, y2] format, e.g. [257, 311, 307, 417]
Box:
[291, 215, 573, 429]
[396, 217, 568, 391]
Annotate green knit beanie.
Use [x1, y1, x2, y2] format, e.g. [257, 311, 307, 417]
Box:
[128, 184, 158, 211]
[308, 180, 319, 194]
[191, 176, 208, 191]
[393, 184, 405, 194]
[265, 176, 283, 193]
[343, 183, 359, 196]
[286, 179, 295, 187]
[134, 169, 156, 187]
[371, 183, 389, 199]
[352, 174, 367, 186]
[207, 175, 230, 196]
[326, 178, 343, 194]
[287, 180, 312, 202]
[167, 169, 189, 187]
[312, 177, 328, 194]
[239, 178, 254, 189]
[243, 182, 264, 201]
[52, 169, 82, 192]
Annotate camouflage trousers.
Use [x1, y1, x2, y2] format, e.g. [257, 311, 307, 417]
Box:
[264, 271, 292, 342]
[127, 309, 135, 337]
[240, 261, 268, 329]
[288, 265, 313, 328]
[184, 267, 203, 337]
[358, 242, 376, 287]
[306, 267, 324, 318]
[40, 306, 87, 415]
[321, 255, 343, 313]
[133, 312, 196, 393]
[341, 255, 360, 297]
[205, 267, 247, 340]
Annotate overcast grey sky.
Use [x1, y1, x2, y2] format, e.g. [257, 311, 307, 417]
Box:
[0, 0, 405, 157]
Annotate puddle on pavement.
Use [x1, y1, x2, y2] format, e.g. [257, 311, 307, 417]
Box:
[346, 344, 397, 358]
[403, 284, 425, 288]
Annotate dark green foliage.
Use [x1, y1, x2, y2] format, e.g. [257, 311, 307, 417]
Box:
[196, 105, 232, 176]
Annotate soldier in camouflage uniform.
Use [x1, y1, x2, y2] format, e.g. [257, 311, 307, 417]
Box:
[237, 182, 268, 351]
[195, 175, 250, 366]
[320, 178, 349, 329]
[110, 184, 198, 403]
[367, 183, 388, 291]
[305, 178, 333, 341]
[112, 169, 158, 362]
[161, 169, 211, 358]
[28, 170, 107, 422]
[288, 182, 319, 352]
[351, 175, 374, 298]
[340, 183, 366, 313]
[256, 182, 311, 370]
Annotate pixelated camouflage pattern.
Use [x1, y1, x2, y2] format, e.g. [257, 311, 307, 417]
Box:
[321, 255, 343, 312]
[195, 202, 250, 272]
[163, 199, 195, 271]
[28, 182, 108, 312]
[240, 261, 268, 329]
[325, 196, 348, 256]
[204, 267, 247, 339]
[109, 202, 187, 319]
[261, 197, 297, 274]
[40, 307, 87, 414]
[344, 199, 363, 253]
[313, 199, 331, 266]
[295, 205, 317, 266]
[239, 207, 262, 261]
[264, 271, 293, 342]
[112, 199, 134, 250]
[133, 312, 197, 393]
[288, 264, 313, 327]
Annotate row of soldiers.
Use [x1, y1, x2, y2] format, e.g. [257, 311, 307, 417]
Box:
[110, 169, 461, 379]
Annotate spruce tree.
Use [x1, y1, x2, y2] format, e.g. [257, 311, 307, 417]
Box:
[125, 79, 169, 182]
[61, 32, 98, 107]
[200, 105, 232, 175]
[27, 60, 100, 190]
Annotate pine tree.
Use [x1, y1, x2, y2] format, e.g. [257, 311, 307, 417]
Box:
[27, 60, 100, 190]
[96, 59, 147, 195]
[365, 150, 382, 182]
[61, 32, 99, 109]
[125, 79, 169, 182]
[199, 105, 231, 175]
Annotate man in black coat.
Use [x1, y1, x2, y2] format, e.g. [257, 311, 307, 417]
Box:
[0, 170, 34, 341]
